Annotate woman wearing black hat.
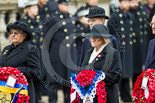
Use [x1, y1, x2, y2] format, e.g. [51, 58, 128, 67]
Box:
[0, 21, 40, 103]
[82, 24, 121, 103]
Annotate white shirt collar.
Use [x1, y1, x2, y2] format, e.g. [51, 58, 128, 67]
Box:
[88, 43, 108, 64]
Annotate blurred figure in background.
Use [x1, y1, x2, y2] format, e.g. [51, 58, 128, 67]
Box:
[73, 7, 90, 66]
[20, 0, 40, 46]
[110, 0, 119, 15]
[129, 0, 149, 88]
[108, 0, 133, 102]
[20, 1, 45, 103]
[75, 0, 98, 17]
[144, 0, 155, 16]
[48, 0, 77, 103]
[38, 0, 57, 21]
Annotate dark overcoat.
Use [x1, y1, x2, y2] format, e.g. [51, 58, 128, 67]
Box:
[49, 10, 78, 83]
[82, 43, 122, 103]
[0, 41, 41, 103]
[107, 8, 133, 78]
[145, 39, 155, 70]
[129, 4, 149, 74]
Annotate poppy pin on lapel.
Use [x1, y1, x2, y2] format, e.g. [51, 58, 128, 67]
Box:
[98, 54, 101, 57]
[3, 50, 8, 56]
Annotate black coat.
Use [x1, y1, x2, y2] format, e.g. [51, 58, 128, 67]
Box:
[49, 10, 78, 83]
[82, 43, 122, 103]
[108, 8, 133, 78]
[0, 41, 41, 103]
[145, 39, 155, 70]
[129, 4, 149, 74]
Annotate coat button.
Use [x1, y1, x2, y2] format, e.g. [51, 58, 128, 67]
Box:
[140, 39, 143, 43]
[46, 14, 50, 17]
[73, 43, 77, 47]
[122, 41, 126, 45]
[73, 29, 76, 32]
[45, 7, 48, 11]
[77, 24, 80, 28]
[66, 43, 70, 47]
[55, 11, 59, 14]
[80, 27, 84, 30]
[39, 25, 43, 29]
[140, 32, 143, 35]
[32, 32, 35, 36]
[40, 37, 44, 42]
[36, 15, 40, 19]
[139, 18, 143, 22]
[130, 28, 133, 31]
[122, 34, 125, 38]
[65, 36, 69, 40]
[121, 27, 124, 31]
[119, 14, 123, 17]
[82, 39, 84, 42]
[73, 36, 77, 39]
[72, 21, 75, 24]
[28, 20, 31, 23]
[116, 9, 119, 12]
[143, 11, 146, 15]
[60, 15, 63, 19]
[32, 39, 36, 43]
[81, 33, 85, 36]
[137, 12, 140, 15]
[144, 31, 147, 35]
[140, 25, 143, 29]
[64, 29, 68, 32]
[130, 21, 133, 24]
[133, 39, 136, 43]
[24, 16, 27, 19]
[62, 21, 66, 25]
[30, 25, 34, 29]
[132, 32, 136, 36]
[129, 41, 133, 45]
[120, 20, 123, 24]
[129, 34, 132, 37]
[41, 32, 44, 35]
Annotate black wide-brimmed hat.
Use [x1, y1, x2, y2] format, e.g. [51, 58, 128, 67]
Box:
[7, 21, 32, 40]
[58, 0, 70, 5]
[85, 6, 109, 19]
[86, 24, 112, 38]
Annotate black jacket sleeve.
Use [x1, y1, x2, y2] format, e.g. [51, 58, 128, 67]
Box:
[103, 50, 122, 87]
[17, 47, 41, 79]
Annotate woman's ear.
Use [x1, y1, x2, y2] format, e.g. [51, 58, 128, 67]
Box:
[23, 34, 27, 40]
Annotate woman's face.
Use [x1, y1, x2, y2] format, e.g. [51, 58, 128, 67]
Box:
[90, 36, 104, 49]
[27, 5, 38, 17]
[9, 29, 27, 46]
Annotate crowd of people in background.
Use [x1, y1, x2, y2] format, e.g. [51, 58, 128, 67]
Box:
[1, 0, 155, 103]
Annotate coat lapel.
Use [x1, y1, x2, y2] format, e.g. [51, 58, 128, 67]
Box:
[6, 42, 25, 60]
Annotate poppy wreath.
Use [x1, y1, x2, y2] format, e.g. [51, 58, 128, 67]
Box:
[0, 67, 29, 103]
[70, 70, 107, 103]
[132, 69, 155, 103]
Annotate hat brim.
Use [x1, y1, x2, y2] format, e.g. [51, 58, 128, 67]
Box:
[7, 25, 32, 40]
[85, 14, 109, 19]
[85, 32, 112, 38]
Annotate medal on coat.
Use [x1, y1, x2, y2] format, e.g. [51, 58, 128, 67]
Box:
[3, 50, 8, 56]
[0, 92, 12, 103]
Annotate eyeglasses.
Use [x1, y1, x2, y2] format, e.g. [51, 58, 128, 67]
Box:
[87, 19, 97, 23]
[9, 31, 20, 36]
[150, 23, 155, 26]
